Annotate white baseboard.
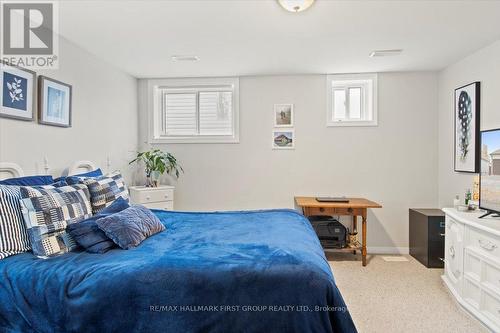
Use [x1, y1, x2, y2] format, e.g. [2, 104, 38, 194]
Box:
[367, 246, 409, 254]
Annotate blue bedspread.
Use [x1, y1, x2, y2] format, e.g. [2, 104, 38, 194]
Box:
[0, 209, 357, 333]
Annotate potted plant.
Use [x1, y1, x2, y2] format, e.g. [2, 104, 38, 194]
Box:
[129, 149, 183, 187]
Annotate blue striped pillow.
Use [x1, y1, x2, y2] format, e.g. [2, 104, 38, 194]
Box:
[0, 185, 31, 259]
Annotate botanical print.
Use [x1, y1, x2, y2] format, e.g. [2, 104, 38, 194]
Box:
[273, 130, 294, 149]
[2, 72, 27, 111]
[480, 130, 500, 212]
[47, 86, 65, 119]
[274, 104, 293, 127]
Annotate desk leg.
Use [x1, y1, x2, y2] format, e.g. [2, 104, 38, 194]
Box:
[362, 211, 367, 266]
[352, 215, 357, 255]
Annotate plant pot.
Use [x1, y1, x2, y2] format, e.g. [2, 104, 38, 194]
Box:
[150, 171, 161, 187]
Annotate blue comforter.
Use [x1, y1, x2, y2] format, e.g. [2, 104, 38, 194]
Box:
[0, 209, 357, 333]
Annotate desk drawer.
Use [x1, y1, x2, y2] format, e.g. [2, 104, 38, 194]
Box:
[132, 189, 174, 204]
[306, 207, 363, 216]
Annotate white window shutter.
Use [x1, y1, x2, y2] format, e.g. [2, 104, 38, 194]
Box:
[165, 93, 197, 135]
[199, 92, 233, 135]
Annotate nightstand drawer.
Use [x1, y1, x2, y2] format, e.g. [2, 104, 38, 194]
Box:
[306, 207, 363, 216]
[143, 201, 174, 211]
[131, 188, 174, 204]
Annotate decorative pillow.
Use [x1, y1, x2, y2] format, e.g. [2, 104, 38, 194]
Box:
[61, 168, 104, 185]
[19, 184, 93, 258]
[67, 197, 130, 253]
[96, 205, 165, 250]
[0, 175, 54, 186]
[83, 171, 129, 214]
[0, 185, 31, 259]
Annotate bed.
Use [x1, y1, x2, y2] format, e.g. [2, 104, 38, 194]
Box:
[0, 163, 357, 333]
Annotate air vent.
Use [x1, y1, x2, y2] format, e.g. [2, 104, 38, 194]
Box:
[369, 49, 403, 57]
[171, 55, 200, 62]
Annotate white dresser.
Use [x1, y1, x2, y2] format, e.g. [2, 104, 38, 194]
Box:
[442, 208, 500, 332]
[129, 185, 174, 210]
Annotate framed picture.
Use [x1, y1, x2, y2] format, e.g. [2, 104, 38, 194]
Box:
[274, 104, 293, 127]
[0, 61, 35, 121]
[38, 76, 72, 127]
[454, 82, 480, 173]
[272, 129, 294, 150]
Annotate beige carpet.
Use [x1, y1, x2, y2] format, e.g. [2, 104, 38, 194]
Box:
[327, 253, 488, 333]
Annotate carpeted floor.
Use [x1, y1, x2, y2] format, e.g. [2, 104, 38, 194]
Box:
[327, 253, 488, 333]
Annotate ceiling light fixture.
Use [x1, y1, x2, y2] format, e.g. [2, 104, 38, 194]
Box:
[172, 55, 200, 62]
[369, 49, 403, 57]
[278, 0, 315, 13]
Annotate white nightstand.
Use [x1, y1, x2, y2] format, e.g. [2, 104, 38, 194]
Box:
[129, 185, 175, 210]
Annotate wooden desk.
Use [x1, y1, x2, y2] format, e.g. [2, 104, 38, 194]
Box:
[294, 197, 382, 266]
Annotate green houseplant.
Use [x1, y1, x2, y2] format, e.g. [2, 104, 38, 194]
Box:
[129, 149, 183, 187]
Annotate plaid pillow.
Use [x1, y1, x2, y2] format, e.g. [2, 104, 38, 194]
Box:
[19, 184, 93, 258]
[83, 172, 129, 214]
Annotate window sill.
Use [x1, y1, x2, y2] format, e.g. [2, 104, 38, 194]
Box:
[327, 120, 378, 127]
[149, 135, 239, 144]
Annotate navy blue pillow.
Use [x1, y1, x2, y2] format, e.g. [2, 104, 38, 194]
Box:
[67, 197, 130, 253]
[96, 205, 165, 250]
[0, 175, 54, 186]
[55, 168, 103, 184]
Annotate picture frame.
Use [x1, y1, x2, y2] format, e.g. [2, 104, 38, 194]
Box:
[274, 104, 294, 127]
[0, 61, 36, 121]
[454, 82, 480, 173]
[38, 76, 72, 128]
[272, 129, 294, 150]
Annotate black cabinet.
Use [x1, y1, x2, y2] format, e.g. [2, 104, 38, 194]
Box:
[409, 209, 445, 268]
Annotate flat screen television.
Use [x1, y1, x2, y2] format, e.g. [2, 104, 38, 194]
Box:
[479, 128, 500, 218]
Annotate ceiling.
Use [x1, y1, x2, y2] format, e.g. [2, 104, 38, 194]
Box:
[58, 0, 500, 78]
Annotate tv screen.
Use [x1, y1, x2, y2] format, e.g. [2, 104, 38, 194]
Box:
[480, 128, 500, 213]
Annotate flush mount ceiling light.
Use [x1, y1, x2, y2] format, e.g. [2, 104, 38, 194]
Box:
[369, 49, 403, 57]
[278, 0, 315, 13]
[171, 55, 200, 62]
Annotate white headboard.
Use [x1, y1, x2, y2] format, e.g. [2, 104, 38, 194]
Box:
[68, 160, 97, 176]
[0, 162, 24, 180]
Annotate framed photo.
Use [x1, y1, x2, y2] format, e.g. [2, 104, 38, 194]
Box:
[0, 61, 35, 121]
[272, 129, 294, 150]
[38, 76, 72, 127]
[454, 82, 480, 173]
[274, 104, 293, 127]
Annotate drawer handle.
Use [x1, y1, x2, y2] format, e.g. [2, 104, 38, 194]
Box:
[146, 196, 151, 200]
[319, 207, 325, 212]
[164, 195, 168, 199]
[479, 239, 498, 251]
[439, 257, 445, 262]
[440, 233, 445, 237]
[449, 246, 455, 258]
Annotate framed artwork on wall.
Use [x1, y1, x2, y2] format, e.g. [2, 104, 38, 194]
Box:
[38, 76, 72, 127]
[272, 129, 294, 150]
[274, 104, 293, 127]
[454, 81, 480, 173]
[0, 61, 36, 121]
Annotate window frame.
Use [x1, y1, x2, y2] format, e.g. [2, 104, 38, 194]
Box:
[147, 77, 239, 144]
[326, 73, 378, 127]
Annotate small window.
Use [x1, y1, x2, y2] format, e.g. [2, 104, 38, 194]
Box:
[327, 74, 377, 127]
[149, 77, 239, 143]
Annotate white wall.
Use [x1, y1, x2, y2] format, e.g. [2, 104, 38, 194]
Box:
[0, 37, 138, 181]
[438, 40, 500, 207]
[139, 72, 439, 251]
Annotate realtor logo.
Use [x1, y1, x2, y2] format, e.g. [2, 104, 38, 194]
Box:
[1, 1, 59, 69]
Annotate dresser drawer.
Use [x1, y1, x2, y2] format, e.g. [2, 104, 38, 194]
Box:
[482, 290, 500, 326]
[467, 227, 500, 261]
[143, 201, 174, 211]
[131, 188, 174, 204]
[306, 207, 363, 216]
[463, 277, 481, 309]
[484, 261, 500, 297]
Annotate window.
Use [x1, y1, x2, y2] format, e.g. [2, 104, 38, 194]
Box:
[149, 77, 239, 143]
[326, 74, 377, 127]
